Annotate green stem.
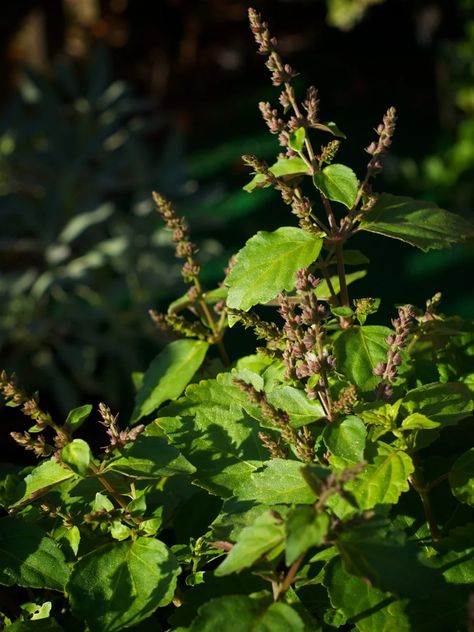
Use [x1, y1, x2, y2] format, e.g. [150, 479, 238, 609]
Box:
[193, 269, 230, 366]
[321, 196, 337, 231]
[293, 186, 329, 234]
[409, 469, 441, 542]
[90, 464, 141, 526]
[278, 554, 305, 599]
[314, 325, 335, 422]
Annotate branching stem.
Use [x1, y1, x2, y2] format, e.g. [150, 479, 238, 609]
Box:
[278, 554, 305, 598]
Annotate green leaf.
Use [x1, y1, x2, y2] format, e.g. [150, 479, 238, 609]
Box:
[289, 127, 306, 153]
[235, 460, 317, 505]
[449, 448, 474, 506]
[323, 416, 367, 465]
[61, 439, 92, 477]
[215, 510, 285, 576]
[107, 424, 196, 479]
[226, 227, 322, 311]
[254, 603, 306, 631]
[10, 458, 75, 509]
[312, 164, 358, 208]
[53, 524, 80, 557]
[324, 556, 465, 632]
[359, 193, 474, 251]
[314, 121, 347, 138]
[0, 518, 69, 591]
[400, 413, 439, 430]
[323, 557, 411, 632]
[69, 537, 180, 632]
[336, 522, 444, 598]
[432, 524, 474, 584]
[243, 157, 309, 193]
[21, 601, 51, 620]
[65, 404, 93, 432]
[131, 339, 209, 423]
[6, 620, 63, 631]
[346, 444, 414, 510]
[183, 596, 305, 632]
[331, 306, 354, 318]
[333, 326, 392, 392]
[183, 595, 260, 631]
[285, 507, 330, 564]
[157, 373, 267, 496]
[400, 382, 473, 426]
[266, 386, 325, 427]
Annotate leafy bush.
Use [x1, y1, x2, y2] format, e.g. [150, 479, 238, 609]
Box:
[1, 8, 474, 631]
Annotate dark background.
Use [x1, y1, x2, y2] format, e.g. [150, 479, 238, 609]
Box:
[0, 0, 472, 435]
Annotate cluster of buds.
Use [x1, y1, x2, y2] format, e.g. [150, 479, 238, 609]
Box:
[259, 101, 284, 134]
[248, 7, 277, 55]
[303, 86, 320, 127]
[98, 403, 144, 454]
[149, 309, 208, 341]
[374, 304, 415, 400]
[84, 507, 121, 525]
[279, 270, 334, 377]
[249, 9, 322, 148]
[266, 58, 298, 88]
[241, 155, 317, 234]
[365, 106, 397, 176]
[424, 292, 442, 321]
[0, 370, 53, 430]
[258, 430, 288, 459]
[153, 192, 200, 284]
[233, 378, 314, 462]
[320, 140, 341, 166]
[332, 384, 358, 415]
[228, 309, 282, 348]
[278, 269, 336, 420]
[248, 8, 298, 86]
[241, 154, 277, 189]
[0, 370, 67, 456]
[10, 431, 52, 457]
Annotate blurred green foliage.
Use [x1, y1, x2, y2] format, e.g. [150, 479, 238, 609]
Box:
[396, 15, 474, 317]
[0, 49, 195, 414]
[326, 0, 384, 30]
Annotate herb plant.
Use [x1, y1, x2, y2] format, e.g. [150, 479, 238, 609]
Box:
[1, 8, 474, 632]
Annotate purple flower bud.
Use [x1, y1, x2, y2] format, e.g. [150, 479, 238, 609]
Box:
[366, 141, 378, 155]
[373, 362, 386, 376]
[392, 351, 402, 366]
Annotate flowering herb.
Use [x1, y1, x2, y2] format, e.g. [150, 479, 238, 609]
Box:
[0, 8, 473, 631]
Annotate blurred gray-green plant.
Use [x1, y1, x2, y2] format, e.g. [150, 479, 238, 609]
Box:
[0, 48, 228, 414]
[395, 10, 474, 315]
[325, 0, 384, 30]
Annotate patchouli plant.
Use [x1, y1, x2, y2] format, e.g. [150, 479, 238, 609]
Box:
[1, 8, 474, 632]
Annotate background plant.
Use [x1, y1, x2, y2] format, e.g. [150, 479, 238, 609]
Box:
[0, 48, 230, 416]
[1, 6, 474, 632]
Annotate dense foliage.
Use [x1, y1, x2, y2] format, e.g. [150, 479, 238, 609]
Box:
[1, 8, 473, 631]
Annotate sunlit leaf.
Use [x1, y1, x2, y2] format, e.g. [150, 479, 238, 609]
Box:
[359, 194, 474, 251]
[226, 227, 322, 311]
[69, 537, 180, 632]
